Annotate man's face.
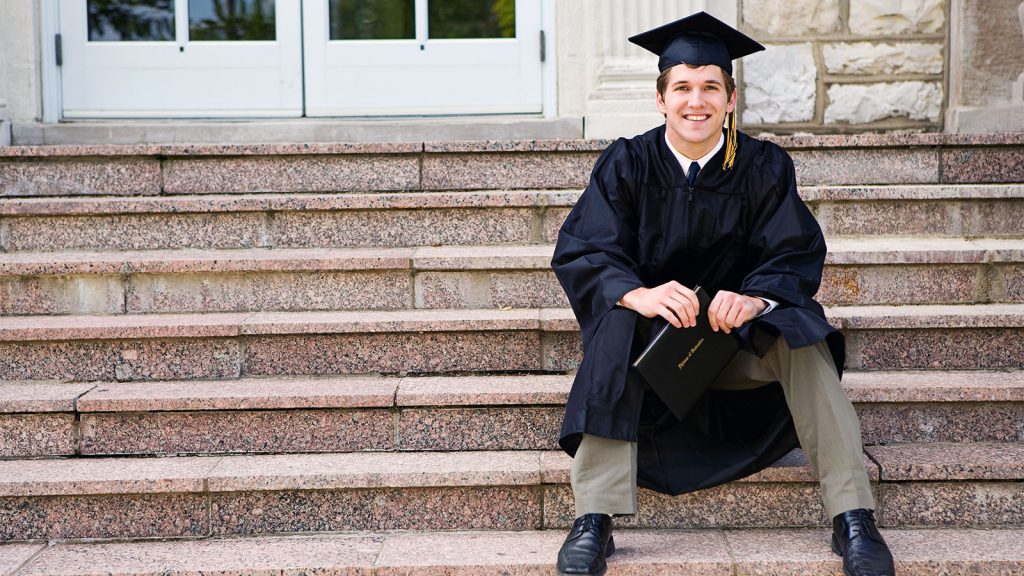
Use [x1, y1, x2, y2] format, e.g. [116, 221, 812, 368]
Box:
[656, 63, 736, 160]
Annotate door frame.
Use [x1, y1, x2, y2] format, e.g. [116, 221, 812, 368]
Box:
[39, 0, 558, 121]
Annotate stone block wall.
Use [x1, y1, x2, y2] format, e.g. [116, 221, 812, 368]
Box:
[739, 0, 948, 133]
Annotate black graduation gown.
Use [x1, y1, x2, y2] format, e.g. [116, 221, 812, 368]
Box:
[551, 125, 845, 496]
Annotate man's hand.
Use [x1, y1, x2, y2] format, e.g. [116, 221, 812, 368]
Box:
[619, 281, 700, 328]
[708, 290, 767, 334]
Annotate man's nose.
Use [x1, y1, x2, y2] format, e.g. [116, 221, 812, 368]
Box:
[686, 90, 705, 107]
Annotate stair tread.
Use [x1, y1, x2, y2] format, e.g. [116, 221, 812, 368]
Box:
[1, 304, 1023, 342]
[2, 238, 1022, 275]
[3, 371, 1024, 414]
[4, 527, 1024, 574]
[2, 441, 1022, 497]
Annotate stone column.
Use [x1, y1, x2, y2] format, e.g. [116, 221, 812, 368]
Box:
[947, 0, 1024, 132]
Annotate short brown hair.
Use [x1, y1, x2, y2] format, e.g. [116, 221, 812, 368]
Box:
[657, 64, 736, 98]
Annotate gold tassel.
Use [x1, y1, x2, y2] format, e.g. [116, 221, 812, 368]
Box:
[723, 111, 737, 171]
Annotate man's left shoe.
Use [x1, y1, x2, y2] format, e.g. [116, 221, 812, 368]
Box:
[831, 509, 895, 576]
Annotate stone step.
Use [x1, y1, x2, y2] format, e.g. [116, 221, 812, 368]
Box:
[2, 371, 1023, 459]
[0, 305, 1021, 381]
[1, 134, 1021, 198]
[2, 238, 1022, 315]
[2, 527, 1022, 575]
[1, 442, 1022, 540]
[2, 184, 1023, 253]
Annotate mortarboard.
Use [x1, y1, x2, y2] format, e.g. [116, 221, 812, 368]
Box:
[628, 11, 764, 76]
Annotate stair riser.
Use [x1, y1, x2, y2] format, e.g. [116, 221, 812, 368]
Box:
[4, 479, 1020, 541]
[3, 263, 1021, 315]
[814, 198, 1024, 238]
[5, 402, 1021, 459]
[0, 327, 1017, 382]
[2, 145, 1021, 199]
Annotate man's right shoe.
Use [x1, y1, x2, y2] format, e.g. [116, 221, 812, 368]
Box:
[556, 513, 615, 576]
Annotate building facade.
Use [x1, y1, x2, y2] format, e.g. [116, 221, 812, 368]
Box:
[1, 0, 1022, 145]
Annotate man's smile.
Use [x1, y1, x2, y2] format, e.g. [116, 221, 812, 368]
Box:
[683, 114, 710, 121]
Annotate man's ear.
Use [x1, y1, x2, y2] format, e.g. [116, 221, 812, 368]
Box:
[726, 89, 737, 114]
[655, 90, 667, 115]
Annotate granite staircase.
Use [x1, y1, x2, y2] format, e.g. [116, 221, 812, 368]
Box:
[0, 134, 1023, 574]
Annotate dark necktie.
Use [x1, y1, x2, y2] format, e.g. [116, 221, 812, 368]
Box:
[687, 161, 700, 189]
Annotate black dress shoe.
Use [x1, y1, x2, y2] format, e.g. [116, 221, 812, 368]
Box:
[831, 509, 895, 576]
[556, 513, 615, 576]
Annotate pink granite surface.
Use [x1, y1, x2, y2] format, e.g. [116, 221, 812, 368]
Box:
[411, 245, 554, 270]
[0, 312, 247, 342]
[842, 370, 1024, 402]
[373, 530, 563, 575]
[0, 158, 161, 196]
[0, 338, 242, 381]
[858, 403, 1024, 443]
[801, 183, 1024, 202]
[997, 264, 1024, 302]
[205, 451, 541, 492]
[848, 328, 1024, 370]
[19, 534, 382, 576]
[0, 276, 125, 315]
[112, 247, 414, 274]
[244, 331, 541, 375]
[942, 147, 1024, 184]
[128, 270, 412, 313]
[0, 455, 218, 496]
[80, 408, 395, 455]
[815, 199, 967, 237]
[0, 544, 43, 576]
[831, 303, 1024, 330]
[541, 332, 583, 372]
[210, 485, 542, 534]
[163, 155, 420, 194]
[421, 152, 598, 190]
[415, 271, 567, 309]
[1, 493, 208, 541]
[0, 381, 95, 412]
[0, 190, 578, 217]
[0, 413, 76, 457]
[819, 265, 982, 306]
[543, 483, 831, 529]
[790, 148, 939, 186]
[395, 374, 571, 406]
[867, 443, 1024, 481]
[886, 528, 1024, 574]
[76, 376, 397, 412]
[271, 208, 536, 248]
[0, 142, 422, 157]
[397, 406, 562, 451]
[967, 199, 1024, 236]
[725, 528, 843, 575]
[0, 251, 127, 275]
[423, 140, 608, 153]
[544, 206, 573, 243]
[878, 482, 1024, 527]
[3, 213, 268, 252]
[240, 309, 541, 336]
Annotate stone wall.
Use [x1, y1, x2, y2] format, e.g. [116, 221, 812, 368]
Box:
[739, 0, 948, 133]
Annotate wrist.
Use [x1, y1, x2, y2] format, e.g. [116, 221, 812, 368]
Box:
[619, 287, 647, 310]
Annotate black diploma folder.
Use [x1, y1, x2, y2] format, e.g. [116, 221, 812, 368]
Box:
[631, 286, 741, 420]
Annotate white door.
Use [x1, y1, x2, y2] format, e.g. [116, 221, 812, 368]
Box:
[60, 0, 303, 118]
[303, 0, 544, 116]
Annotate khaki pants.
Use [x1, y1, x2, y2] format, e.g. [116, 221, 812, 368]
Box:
[571, 337, 874, 519]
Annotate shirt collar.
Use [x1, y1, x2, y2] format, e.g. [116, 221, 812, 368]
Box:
[664, 130, 725, 174]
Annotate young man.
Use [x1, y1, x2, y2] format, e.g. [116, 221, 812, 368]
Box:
[551, 12, 896, 576]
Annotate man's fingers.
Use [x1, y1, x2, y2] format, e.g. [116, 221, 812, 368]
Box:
[659, 306, 683, 328]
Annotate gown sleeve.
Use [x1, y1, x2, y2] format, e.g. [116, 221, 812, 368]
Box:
[739, 146, 827, 310]
[551, 139, 648, 336]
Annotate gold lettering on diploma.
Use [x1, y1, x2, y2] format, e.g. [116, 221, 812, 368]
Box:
[677, 338, 705, 370]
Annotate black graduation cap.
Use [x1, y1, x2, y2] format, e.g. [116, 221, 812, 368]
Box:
[628, 11, 764, 76]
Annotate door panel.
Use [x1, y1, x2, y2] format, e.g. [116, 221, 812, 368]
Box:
[61, 0, 302, 118]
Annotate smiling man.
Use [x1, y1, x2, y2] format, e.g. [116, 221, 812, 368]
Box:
[550, 12, 895, 576]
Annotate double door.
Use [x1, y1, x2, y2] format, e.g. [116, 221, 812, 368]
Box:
[59, 0, 544, 118]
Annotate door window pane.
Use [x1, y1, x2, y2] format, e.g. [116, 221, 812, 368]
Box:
[330, 0, 415, 40]
[429, 0, 515, 39]
[189, 0, 276, 41]
[88, 0, 175, 41]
